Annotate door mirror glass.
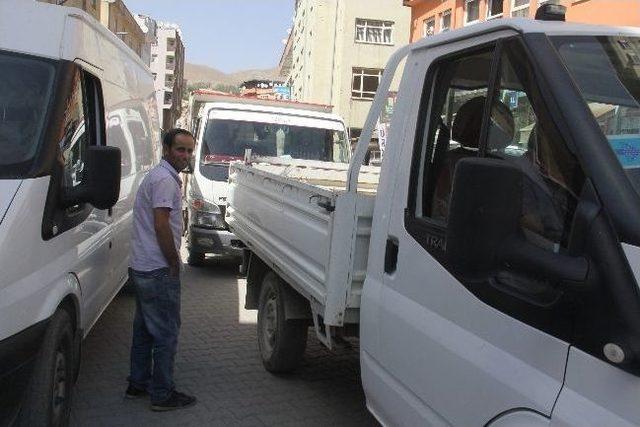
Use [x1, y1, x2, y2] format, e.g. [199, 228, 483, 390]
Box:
[445, 157, 522, 276]
[62, 146, 121, 209]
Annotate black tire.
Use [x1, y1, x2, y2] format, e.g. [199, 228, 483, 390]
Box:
[19, 309, 74, 427]
[187, 249, 205, 266]
[257, 272, 308, 373]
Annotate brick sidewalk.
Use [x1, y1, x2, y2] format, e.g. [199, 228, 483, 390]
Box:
[70, 256, 378, 426]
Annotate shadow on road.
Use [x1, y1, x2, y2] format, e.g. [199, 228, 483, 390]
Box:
[70, 252, 378, 426]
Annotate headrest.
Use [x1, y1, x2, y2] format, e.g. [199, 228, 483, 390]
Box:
[452, 96, 515, 151]
[452, 97, 485, 149]
[487, 100, 515, 151]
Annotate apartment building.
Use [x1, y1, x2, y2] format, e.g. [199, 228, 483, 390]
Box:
[37, 0, 147, 61]
[37, 0, 101, 20]
[150, 23, 186, 130]
[134, 14, 158, 67]
[240, 80, 291, 100]
[282, 0, 411, 136]
[405, 0, 640, 42]
[100, 0, 145, 57]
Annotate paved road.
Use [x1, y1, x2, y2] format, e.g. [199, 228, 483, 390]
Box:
[70, 252, 378, 426]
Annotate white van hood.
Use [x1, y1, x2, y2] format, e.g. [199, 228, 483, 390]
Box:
[0, 180, 21, 225]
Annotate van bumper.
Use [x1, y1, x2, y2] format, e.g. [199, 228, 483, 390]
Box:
[0, 319, 49, 425]
[188, 225, 244, 256]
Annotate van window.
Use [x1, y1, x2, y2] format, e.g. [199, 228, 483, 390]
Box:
[407, 38, 584, 343]
[412, 47, 495, 224]
[0, 51, 55, 178]
[487, 39, 584, 251]
[552, 36, 640, 196]
[59, 68, 88, 189]
[199, 118, 349, 181]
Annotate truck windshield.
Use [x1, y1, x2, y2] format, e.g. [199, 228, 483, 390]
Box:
[0, 51, 56, 178]
[552, 36, 640, 195]
[199, 118, 349, 181]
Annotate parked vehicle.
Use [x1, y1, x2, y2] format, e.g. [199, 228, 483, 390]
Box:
[228, 5, 640, 426]
[185, 95, 349, 266]
[0, 2, 160, 424]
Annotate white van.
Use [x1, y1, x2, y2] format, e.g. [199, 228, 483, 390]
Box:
[185, 96, 349, 265]
[228, 5, 640, 425]
[0, 2, 160, 425]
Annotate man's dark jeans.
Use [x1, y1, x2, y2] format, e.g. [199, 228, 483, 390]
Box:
[129, 267, 181, 403]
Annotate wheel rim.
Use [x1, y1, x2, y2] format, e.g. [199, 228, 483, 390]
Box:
[51, 346, 67, 425]
[261, 288, 278, 356]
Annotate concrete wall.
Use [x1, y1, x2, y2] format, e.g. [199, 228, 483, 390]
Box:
[565, 0, 640, 27]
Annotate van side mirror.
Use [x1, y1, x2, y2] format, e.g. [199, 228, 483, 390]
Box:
[446, 158, 588, 286]
[62, 146, 121, 210]
[446, 158, 522, 277]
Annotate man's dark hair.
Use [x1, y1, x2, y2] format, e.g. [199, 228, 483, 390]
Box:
[163, 128, 193, 148]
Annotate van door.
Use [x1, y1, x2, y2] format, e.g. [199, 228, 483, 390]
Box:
[364, 36, 588, 425]
[43, 66, 112, 330]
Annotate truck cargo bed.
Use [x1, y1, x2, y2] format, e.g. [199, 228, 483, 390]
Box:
[227, 157, 380, 326]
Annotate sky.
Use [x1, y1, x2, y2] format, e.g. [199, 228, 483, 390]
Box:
[125, 0, 296, 73]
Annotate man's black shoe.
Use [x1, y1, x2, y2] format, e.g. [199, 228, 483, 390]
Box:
[151, 390, 196, 412]
[125, 384, 149, 399]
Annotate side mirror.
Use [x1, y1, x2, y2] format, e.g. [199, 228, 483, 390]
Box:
[446, 157, 588, 285]
[446, 158, 522, 277]
[62, 146, 121, 210]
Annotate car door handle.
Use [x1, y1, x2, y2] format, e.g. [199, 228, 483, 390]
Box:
[384, 237, 399, 274]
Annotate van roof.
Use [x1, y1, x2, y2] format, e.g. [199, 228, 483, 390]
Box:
[0, 0, 148, 71]
[410, 18, 640, 53]
[198, 99, 345, 124]
[191, 92, 334, 114]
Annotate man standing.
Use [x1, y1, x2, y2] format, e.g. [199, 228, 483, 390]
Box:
[126, 128, 196, 411]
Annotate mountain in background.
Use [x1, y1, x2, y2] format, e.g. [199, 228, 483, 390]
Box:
[184, 63, 281, 88]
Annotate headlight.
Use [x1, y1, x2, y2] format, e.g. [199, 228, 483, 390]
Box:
[190, 198, 221, 214]
[194, 211, 226, 229]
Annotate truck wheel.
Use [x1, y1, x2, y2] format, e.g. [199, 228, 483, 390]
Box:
[257, 272, 308, 373]
[19, 309, 74, 427]
[187, 249, 205, 266]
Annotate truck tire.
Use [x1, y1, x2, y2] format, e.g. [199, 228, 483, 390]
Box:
[257, 272, 308, 373]
[187, 249, 205, 266]
[19, 309, 74, 427]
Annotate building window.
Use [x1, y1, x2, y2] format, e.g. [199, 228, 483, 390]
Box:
[355, 19, 394, 45]
[511, 0, 530, 17]
[165, 74, 174, 88]
[166, 55, 175, 70]
[440, 9, 452, 33]
[487, 0, 504, 19]
[423, 17, 436, 37]
[167, 37, 176, 51]
[465, 0, 480, 24]
[352, 68, 383, 99]
[164, 92, 172, 105]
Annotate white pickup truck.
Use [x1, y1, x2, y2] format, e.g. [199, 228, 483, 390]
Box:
[228, 5, 640, 426]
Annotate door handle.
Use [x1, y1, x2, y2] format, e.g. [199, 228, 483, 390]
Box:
[384, 237, 399, 274]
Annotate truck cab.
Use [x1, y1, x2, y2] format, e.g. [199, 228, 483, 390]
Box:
[359, 7, 640, 426]
[228, 4, 640, 425]
[186, 96, 349, 265]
